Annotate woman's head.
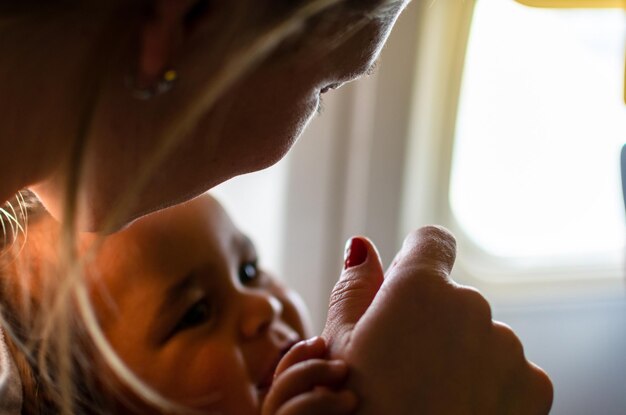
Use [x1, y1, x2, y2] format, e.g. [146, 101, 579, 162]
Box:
[0, 0, 409, 230]
[2, 193, 311, 414]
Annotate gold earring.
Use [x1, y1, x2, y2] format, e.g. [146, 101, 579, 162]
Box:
[127, 69, 178, 100]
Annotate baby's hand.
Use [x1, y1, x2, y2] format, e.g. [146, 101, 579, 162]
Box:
[261, 336, 357, 415]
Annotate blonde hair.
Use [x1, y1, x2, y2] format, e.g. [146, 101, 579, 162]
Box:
[0, 0, 403, 413]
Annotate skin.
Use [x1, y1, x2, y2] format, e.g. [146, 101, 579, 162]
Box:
[263, 337, 358, 415]
[10, 197, 553, 414]
[0, 1, 553, 413]
[89, 207, 552, 415]
[18, 194, 355, 414]
[322, 229, 554, 414]
[0, 0, 408, 230]
[91, 195, 308, 413]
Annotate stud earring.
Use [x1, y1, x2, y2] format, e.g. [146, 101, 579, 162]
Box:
[126, 69, 178, 100]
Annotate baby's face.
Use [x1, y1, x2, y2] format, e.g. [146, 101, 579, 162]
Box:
[84, 195, 310, 413]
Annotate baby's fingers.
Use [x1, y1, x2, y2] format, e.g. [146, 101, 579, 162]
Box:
[263, 360, 348, 415]
[278, 360, 348, 398]
[276, 389, 357, 415]
[274, 337, 326, 377]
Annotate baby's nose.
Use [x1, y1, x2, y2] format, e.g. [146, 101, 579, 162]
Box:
[239, 292, 283, 339]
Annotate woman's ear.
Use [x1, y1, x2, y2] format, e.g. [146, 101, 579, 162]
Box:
[136, 0, 205, 88]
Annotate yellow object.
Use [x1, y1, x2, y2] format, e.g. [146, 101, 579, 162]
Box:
[515, 0, 625, 7]
[163, 69, 178, 83]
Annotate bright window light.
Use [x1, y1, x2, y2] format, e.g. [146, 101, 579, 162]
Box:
[450, 0, 626, 262]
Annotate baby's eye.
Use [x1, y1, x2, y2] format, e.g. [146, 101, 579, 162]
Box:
[238, 260, 259, 286]
[174, 299, 213, 334]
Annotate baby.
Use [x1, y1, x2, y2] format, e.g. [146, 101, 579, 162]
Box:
[0, 193, 357, 414]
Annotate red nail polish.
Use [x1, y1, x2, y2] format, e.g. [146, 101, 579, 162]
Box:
[344, 237, 367, 269]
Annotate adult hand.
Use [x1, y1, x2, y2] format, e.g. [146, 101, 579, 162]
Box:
[322, 226, 553, 414]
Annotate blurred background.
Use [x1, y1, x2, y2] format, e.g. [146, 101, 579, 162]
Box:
[213, 1, 626, 413]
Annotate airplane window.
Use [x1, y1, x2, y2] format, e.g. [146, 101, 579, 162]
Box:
[450, 0, 626, 265]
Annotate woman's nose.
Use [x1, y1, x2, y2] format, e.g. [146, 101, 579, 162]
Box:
[239, 291, 283, 340]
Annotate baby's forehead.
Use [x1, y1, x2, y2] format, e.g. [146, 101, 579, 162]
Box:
[140, 193, 229, 226]
[92, 195, 252, 314]
[120, 194, 237, 242]
[97, 193, 247, 265]
[11, 193, 244, 279]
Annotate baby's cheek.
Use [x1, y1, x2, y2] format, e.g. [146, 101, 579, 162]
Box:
[195, 362, 258, 414]
[153, 345, 257, 412]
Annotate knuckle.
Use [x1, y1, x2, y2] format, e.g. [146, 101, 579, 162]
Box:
[394, 227, 458, 279]
[530, 364, 554, 413]
[289, 337, 322, 357]
[407, 225, 457, 248]
[288, 342, 307, 357]
[502, 363, 553, 415]
[421, 225, 457, 244]
[292, 359, 344, 380]
[439, 285, 493, 333]
[492, 322, 525, 362]
[403, 226, 457, 262]
[541, 377, 555, 413]
[417, 265, 451, 282]
[455, 286, 493, 321]
[393, 263, 451, 291]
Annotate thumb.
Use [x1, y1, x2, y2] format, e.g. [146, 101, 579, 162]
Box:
[389, 225, 457, 280]
[322, 237, 384, 349]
